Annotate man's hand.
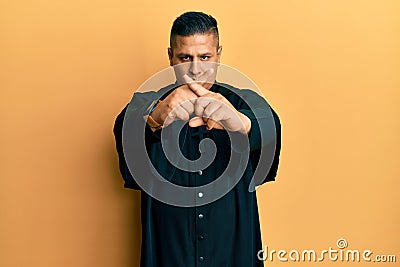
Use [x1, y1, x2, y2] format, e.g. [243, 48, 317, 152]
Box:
[149, 68, 216, 128]
[183, 75, 251, 134]
[150, 84, 198, 127]
[149, 72, 251, 134]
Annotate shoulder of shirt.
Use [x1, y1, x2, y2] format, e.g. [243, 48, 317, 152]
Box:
[214, 81, 263, 99]
[131, 83, 178, 99]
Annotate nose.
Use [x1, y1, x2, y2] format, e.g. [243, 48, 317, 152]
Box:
[189, 61, 202, 78]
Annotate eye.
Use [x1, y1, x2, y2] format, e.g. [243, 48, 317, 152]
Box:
[179, 55, 191, 61]
[200, 55, 210, 61]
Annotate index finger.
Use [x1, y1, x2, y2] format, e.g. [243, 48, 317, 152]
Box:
[183, 74, 210, 97]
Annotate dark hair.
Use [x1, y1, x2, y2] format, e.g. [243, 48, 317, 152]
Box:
[170, 11, 219, 47]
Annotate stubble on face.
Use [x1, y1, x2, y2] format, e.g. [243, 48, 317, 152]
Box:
[168, 33, 222, 89]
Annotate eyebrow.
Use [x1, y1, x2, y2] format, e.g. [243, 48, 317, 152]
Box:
[176, 53, 212, 57]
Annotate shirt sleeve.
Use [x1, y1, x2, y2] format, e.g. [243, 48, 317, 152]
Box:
[113, 105, 141, 190]
[249, 107, 281, 185]
[234, 89, 282, 186]
[113, 92, 164, 190]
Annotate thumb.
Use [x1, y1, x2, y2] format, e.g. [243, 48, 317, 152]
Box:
[183, 74, 209, 97]
[188, 116, 206, 128]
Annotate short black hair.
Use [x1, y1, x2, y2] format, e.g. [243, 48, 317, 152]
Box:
[170, 11, 219, 47]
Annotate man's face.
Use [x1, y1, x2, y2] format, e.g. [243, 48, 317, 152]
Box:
[168, 33, 222, 88]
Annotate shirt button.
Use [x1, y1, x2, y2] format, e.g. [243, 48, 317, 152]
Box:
[198, 192, 204, 198]
[198, 213, 204, 219]
[198, 170, 203, 175]
[198, 235, 204, 240]
[199, 256, 204, 262]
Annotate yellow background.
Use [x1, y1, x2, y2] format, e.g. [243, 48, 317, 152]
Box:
[1, 0, 399, 266]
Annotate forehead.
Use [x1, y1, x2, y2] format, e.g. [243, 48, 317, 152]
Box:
[171, 34, 218, 52]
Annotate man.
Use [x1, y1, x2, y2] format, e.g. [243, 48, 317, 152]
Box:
[114, 11, 281, 267]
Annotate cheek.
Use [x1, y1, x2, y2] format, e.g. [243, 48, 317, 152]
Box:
[171, 57, 181, 65]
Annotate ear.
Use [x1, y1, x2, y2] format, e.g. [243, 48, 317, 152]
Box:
[168, 47, 173, 66]
[216, 46, 222, 63]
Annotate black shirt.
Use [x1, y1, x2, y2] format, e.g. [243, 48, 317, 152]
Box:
[113, 82, 281, 267]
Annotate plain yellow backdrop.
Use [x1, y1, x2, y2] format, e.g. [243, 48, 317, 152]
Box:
[1, 0, 399, 266]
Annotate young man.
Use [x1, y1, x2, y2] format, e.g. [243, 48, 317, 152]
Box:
[114, 11, 281, 267]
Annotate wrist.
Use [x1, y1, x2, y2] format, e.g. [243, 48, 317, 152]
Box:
[145, 100, 163, 130]
[151, 100, 164, 121]
[146, 114, 163, 130]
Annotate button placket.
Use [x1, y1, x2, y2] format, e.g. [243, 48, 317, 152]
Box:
[192, 126, 209, 265]
[195, 185, 206, 264]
